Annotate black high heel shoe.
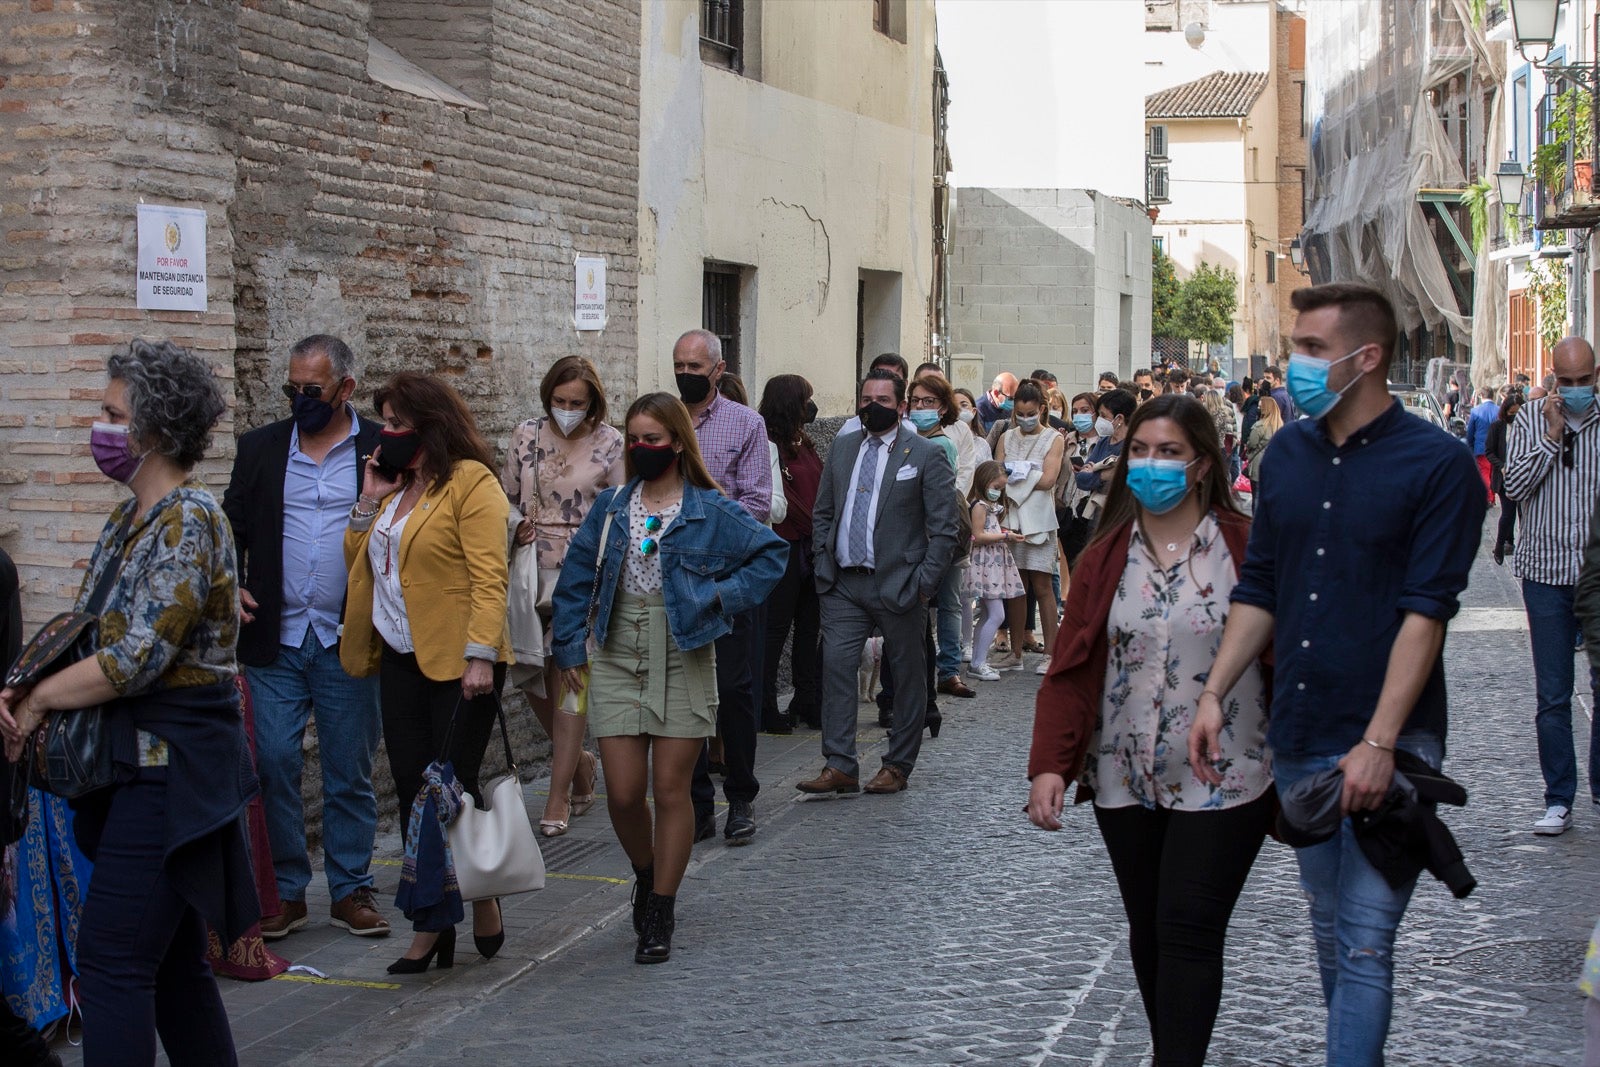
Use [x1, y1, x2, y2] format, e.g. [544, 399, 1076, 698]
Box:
[926, 714, 942, 739]
[474, 899, 504, 960]
[387, 926, 455, 974]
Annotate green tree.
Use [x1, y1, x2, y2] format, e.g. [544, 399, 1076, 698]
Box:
[1174, 261, 1238, 348]
[1152, 247, 1181, 339]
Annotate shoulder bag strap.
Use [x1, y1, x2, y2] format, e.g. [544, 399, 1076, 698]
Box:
[582, 508, 616, 633]
[438, 694, 518, 773]
[85, 512, 136, 617]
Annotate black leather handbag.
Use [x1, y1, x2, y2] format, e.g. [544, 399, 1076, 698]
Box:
[6, 517, 133, 800]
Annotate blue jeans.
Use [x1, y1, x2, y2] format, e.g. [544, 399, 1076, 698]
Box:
[78, 772, 237, 1066]
[1273, 736, 1443, 1067]
[1522, 579, 1600, 808]
[246, 627, 381, 904]
[935, 563, 963, 681]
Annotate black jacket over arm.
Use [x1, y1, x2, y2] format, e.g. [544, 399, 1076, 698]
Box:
[221, 415, 383, 668]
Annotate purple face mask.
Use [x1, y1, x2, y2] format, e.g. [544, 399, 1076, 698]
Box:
[91, 422, 143, 484]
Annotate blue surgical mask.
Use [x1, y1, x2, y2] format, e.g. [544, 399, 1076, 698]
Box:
[909, 409, 941, 431]
[1000, 396, 1014, 413]
[1015, 414, 1041, 432]
[985, 487, 1003, 502]
[1125, 458, 1196, 515]
[1287, 347, 1367, 419]
[1071, 413, 1094, 434]
[1560, 384, 1596, 416]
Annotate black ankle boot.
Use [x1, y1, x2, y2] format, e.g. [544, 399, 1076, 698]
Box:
[631, 864, 655, 935]
[634, 892, 675, 964]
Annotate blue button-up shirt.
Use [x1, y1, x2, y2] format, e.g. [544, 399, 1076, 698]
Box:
[1230, 400, 1485, 759]
[1466, 398, 1498, 455]
[281, 408, 360, 648]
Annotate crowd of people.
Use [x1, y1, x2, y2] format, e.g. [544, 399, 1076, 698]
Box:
[2, 280, 1595, 1065]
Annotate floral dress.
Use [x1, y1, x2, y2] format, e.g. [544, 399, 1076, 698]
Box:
[1083, 515, 1271, 811]
[963, 502, 1024, 600]
[501, 417, 625, 572]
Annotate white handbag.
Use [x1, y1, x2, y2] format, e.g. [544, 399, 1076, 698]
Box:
[505, 512, 546, 667]
[447, 703, 545, 901]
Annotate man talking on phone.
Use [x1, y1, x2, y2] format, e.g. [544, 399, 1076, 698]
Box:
[1505, 336, 1600, 836]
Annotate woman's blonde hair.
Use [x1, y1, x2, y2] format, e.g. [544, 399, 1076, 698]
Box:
[1257, 395, 1283, 434]
[624, 392, 721, 492]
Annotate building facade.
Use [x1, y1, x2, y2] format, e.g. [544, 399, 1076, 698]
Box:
[0, 0, 642, 620]
[638, 0, 941, 415]
[948, 188, 1153, 395]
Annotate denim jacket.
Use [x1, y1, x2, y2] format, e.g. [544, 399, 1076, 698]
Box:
[549, 480, 788, 670]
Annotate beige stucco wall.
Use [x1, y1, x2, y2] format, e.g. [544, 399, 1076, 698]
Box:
[638, 0, 937, 416]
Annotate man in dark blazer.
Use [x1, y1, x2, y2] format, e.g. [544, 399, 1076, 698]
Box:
[221, 334, 388, 940]
[798, 368, 959, 795]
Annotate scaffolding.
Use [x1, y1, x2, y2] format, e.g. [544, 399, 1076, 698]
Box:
[1303, 0, 1508, 387]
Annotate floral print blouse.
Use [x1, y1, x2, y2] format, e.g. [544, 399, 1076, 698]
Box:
[1083, 514, 1270, 811]
[77, 481, 240, 766]
[501, 416, 625, 571]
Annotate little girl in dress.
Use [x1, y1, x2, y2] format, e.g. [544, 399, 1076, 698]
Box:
[964, 460, 1025, 681]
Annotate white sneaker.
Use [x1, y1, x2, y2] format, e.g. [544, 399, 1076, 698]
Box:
[1034, 656, 1052, 675]
[1533, 805, 1573, 835]
[969, 663, 1001, 681]
[990, 652, 1025, 672]
[961, 644, 973, 663]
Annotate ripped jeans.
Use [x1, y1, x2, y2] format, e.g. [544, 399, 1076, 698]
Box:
[1272, 735, 1444, 1067]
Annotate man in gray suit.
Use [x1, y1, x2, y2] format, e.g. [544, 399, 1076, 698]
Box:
[797, 369, 959, 795]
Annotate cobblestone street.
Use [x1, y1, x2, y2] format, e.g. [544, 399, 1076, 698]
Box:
[73, 524, 1596, 1066]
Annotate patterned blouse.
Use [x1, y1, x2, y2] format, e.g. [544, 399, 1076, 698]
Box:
[1083, 514, 1270, 812]
[621, 492, 680, 596]
[501, 417, 625, 572]
[77, 481, 240, 766]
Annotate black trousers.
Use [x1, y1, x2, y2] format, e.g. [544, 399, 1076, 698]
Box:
[1497, 498, 1518, 550]
[77, 772, 236, 1067]
[762, 539, 821, 727]
[1093, 793, 1273, 1067]
[0, 998, 51, 1067]
[693, 605, 765, 816]
[379, 644, 506, 844]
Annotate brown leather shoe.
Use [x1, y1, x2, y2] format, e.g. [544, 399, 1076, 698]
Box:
[937, 676, 977, 699]
[863, 766, 909, 794]
[330, 888, 390, 937]
[796, 766, 860, 795]
[260, 899, 308, 941]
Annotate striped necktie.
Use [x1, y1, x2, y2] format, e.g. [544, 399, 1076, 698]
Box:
[846, 435, 884, 567]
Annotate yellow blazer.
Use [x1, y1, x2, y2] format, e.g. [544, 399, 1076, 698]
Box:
[340, 459, 513, 681]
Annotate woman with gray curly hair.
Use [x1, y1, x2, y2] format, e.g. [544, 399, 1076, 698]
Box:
[0, 339, 256, 1066]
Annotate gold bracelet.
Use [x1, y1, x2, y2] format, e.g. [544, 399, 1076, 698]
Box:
[1361, 737, 1394, 752]
[1200, 689, 1223, 702]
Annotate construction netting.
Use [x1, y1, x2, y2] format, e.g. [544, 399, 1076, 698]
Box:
[1303, 0, 1508, 387]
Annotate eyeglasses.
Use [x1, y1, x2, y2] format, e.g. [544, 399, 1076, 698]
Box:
[909, 395, 943, 410]
[639, 514, 664, 556]
[283, 381, 333, 401]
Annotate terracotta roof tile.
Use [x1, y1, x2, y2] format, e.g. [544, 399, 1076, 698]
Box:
[1145, 71, 1269, 119]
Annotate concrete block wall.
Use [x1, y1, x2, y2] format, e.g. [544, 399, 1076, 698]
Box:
[950, 188, 1151, 396]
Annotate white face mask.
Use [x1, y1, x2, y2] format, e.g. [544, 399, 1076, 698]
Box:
[1094, 416, 1115, 438]
[551, 408, 588, 435]
[957, 408, 976, 423]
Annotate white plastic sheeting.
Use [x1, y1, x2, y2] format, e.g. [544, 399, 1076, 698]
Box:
[1304, 0, 1508, 384]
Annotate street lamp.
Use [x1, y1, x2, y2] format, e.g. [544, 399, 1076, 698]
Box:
[1495, 155, 1528, 210]
[1289, 238, 1305, 270]
[1509, 0, 1560, 66]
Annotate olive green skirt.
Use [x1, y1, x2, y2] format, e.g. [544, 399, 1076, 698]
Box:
[589, 592, 718, 739]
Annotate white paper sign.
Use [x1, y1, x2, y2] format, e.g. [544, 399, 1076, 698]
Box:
[136, 204, 207, 312]
[574, 256, 606, 331]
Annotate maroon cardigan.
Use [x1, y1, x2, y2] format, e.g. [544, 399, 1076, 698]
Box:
[1027, 507, 1269, 801]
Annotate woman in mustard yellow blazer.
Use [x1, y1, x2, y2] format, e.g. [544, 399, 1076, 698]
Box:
[341, 372, 512, 974]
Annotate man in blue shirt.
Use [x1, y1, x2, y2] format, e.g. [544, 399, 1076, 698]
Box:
[223, 335, 387, 940]
[1190, 284, 1484, 1066]
[1466, 385, 1500, 504]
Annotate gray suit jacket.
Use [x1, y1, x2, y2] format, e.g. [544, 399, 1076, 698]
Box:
[813, 426, 959, 613]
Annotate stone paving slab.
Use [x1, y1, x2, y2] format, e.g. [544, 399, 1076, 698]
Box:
[51, 520, 1600, 1065]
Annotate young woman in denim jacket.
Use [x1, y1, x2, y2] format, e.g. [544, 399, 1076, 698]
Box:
[551, 393, 786, 964]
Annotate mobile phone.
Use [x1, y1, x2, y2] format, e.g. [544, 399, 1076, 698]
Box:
[371, 453, 406, 482]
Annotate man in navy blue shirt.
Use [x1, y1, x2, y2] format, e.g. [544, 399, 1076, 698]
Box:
[1190, 283, 1484, 1066]
[1466, 385, 1500, 504]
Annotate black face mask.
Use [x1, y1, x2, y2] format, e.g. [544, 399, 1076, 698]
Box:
[675, 372, 713, 406]
[630, 442, 679, 481]
[858, 401, 899, 434]
[291, 389, 338, 435]
[376, 428, 421, 478]
[803, 400, 818, 425]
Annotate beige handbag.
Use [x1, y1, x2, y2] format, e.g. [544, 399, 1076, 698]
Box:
[447, 703, 545, 901]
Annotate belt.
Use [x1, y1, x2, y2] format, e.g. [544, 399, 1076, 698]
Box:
[840, 565, 875, 575]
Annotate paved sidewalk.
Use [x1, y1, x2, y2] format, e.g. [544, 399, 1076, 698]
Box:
[55, 522, 1600, 1065]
